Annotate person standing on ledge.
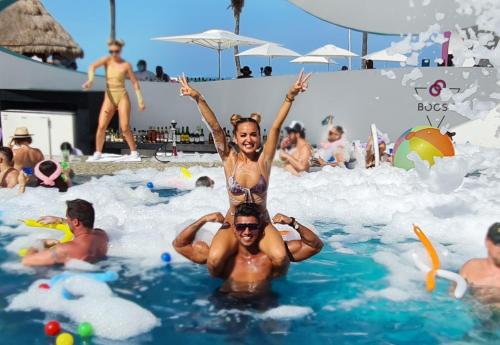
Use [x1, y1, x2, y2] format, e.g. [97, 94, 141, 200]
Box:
[82, 40, 145, 161]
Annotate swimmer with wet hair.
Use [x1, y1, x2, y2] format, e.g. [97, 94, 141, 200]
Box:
[22, 199, 109, 266]
[460, 223, 500, 305]
[195, 176, 214, 188]
[173, 203, 323, 295]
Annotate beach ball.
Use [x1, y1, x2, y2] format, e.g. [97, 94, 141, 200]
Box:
[56, 333, 74, 345]
[393, 126, 455, 170]
[44, 320, 61, 336]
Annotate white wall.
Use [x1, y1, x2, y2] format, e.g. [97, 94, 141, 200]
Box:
[1, 48, 498, 145]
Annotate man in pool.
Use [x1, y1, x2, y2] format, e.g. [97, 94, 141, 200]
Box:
[279, 121, 312, 175]
[22, 199, 109, 266]
[460, 223, 500, 302]
[173, 203, 323, 295]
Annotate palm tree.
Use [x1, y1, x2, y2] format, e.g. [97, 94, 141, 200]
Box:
[110, 0, 116, 40]
[229, 0, 244, 76]
[361, 31, 368, 69]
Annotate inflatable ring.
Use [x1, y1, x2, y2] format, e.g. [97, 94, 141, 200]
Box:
[18, 220, 74, 257]
[181, 167, 192, 179]
[412, 224, 467, 298]
[50, 271, 119, 300]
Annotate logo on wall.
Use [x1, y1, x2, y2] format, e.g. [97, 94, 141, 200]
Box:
[414, 79, 460, 112]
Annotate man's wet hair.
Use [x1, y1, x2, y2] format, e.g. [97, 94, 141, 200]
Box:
[195, 176, 213, 188]
[66, 199, 95, 228]
[487, 222, 500, 245]
[333, 126, 344, 135]
[234, 203, 260, 223]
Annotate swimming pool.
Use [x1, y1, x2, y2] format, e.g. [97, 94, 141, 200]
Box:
[1, 145, 500, 344]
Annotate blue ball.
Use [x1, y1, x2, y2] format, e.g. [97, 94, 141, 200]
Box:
[146, 182, 154, 189]
[161, 252, 171, 263]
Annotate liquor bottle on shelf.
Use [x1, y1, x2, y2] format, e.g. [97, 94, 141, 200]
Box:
[199, 128, 205, 144]
[156, 127, 161, 143]
[180, 127, 185, 144]
[176, 127, 181, 143]
[194, 129, 199, 144]
[188, 127, 194, 144]
[208, 132, 213, 145]
[263, 129, 268, 143]
[162, 127, 168, 142]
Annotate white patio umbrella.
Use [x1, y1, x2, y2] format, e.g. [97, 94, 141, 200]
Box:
[362, 48, 407, 62]
[306, 44, 358, 58]
[291, 56, 337, 71]
[236, 43, 300, 66]
[152, 29, 269, 79]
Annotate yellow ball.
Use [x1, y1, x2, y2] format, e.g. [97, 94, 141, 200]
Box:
[56, 333, 74, 345]
[18, 248, 28, 257]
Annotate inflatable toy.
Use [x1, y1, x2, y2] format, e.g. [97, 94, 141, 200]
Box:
[18, 220, 74, 257]
[77, 322, 93, 338]
[45, 320, 61, 336]
[181, 167, 192, 179]
[50, 271, 119, 300]
[393, 126, 454, 170]
[412, 225, 467, 298]
[56, 332, 74, 345]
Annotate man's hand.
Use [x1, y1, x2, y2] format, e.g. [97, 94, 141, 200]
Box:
[272, 213, 293, 225]
[38, 216, 64, 225]
[203, 212, 225, 224]
[43, 239, 59, 248]
[280, 137, 291, 150]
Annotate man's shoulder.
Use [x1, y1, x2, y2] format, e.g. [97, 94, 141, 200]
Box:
[461, 258, 485, 275]
[93, 228, 109, 239]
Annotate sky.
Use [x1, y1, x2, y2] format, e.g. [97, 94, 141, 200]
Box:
[42, 0, 443, 79]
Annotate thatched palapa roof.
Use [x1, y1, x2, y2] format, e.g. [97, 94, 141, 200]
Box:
[0, 0, 83, 59]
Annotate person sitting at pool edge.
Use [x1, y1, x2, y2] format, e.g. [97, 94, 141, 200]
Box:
[173, 203, 323, 295]
[0, 147, 27, 193]
[22, 199, 109, 266]
[313, 125, 347, 168]
[459, 223, 500, 303]
[195, 176, 214, 188]
[8, 127, 44, 171]
[279, 121, 312, 175]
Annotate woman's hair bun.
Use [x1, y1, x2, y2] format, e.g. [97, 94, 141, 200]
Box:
[249, 112, 261, 124]
[230, 114, 242, 126]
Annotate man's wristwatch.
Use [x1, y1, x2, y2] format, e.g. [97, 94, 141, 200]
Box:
[289, 217, 300, 230]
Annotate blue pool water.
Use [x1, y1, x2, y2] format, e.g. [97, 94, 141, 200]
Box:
[0, 190, 499, 344]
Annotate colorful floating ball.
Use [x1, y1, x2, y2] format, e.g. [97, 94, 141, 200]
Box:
[56, 332, 74, 345]
[146, 182, 154, 189]
[77, 322, 94, 338]
[392, 126, 455, 170]
[38, 283, 50, 290]
[18, 248, 28, 257]
[161, 252, 171, 263]
[44, 320, 61, 337]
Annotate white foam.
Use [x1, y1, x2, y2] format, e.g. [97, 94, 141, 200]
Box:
[260, 305, 313, 320]
[7, 276, 160, 340]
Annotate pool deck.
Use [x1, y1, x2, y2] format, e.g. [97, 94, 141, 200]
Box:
[72, 158, 224, 175]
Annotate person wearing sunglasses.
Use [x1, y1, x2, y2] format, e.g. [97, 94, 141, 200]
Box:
[179, 71, 311, 278]
[173, 203, 323, 295]
[82, 39, 146, 161]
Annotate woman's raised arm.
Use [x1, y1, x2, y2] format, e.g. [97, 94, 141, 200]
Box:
[179, 75, 230, 160]
[263, 70, 311, 163]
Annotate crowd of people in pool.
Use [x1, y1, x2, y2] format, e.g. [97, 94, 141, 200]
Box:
[1, 40, 499, 304]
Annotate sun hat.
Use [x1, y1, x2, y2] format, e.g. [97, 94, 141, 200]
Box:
[11, 127, 34, 139]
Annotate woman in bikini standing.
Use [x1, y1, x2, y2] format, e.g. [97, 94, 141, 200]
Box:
[82, 40, 145, 161]
[179, 71, 310, 276]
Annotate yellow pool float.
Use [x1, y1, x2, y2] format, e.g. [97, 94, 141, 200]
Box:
[18, 219, 74, 257]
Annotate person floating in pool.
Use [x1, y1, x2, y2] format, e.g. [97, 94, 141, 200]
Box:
[0, 147, 27, 193]
[8, 127, 44, 171]
[173, 203, 323, 295]
[83, 39, 145, 161]
[460, 223, 500, 305]
[22, 199, 109, 266]
[178, 71, 311, 277]
[279, 121, 313, 175]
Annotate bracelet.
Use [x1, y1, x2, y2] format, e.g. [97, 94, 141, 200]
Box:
[285, 94, 295, 103]
[288, 217, 296, 226]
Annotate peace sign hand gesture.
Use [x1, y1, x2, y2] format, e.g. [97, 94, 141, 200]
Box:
[288, 69, 312, 99]
[179, 74, 202, 101]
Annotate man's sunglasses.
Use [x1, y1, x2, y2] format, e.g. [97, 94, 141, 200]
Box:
[235, 223, 260, 232]
[109, 50, 121, 55]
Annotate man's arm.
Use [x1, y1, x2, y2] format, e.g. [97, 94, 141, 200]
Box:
[173, 212, 225, 265]
[280, 146, 311, 173]
[22, 244, 69, 266]
[272, 214, 323, 262]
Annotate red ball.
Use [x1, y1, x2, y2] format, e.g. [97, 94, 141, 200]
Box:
[38, 283, 50, 290]
[44, 320, 61, 337]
